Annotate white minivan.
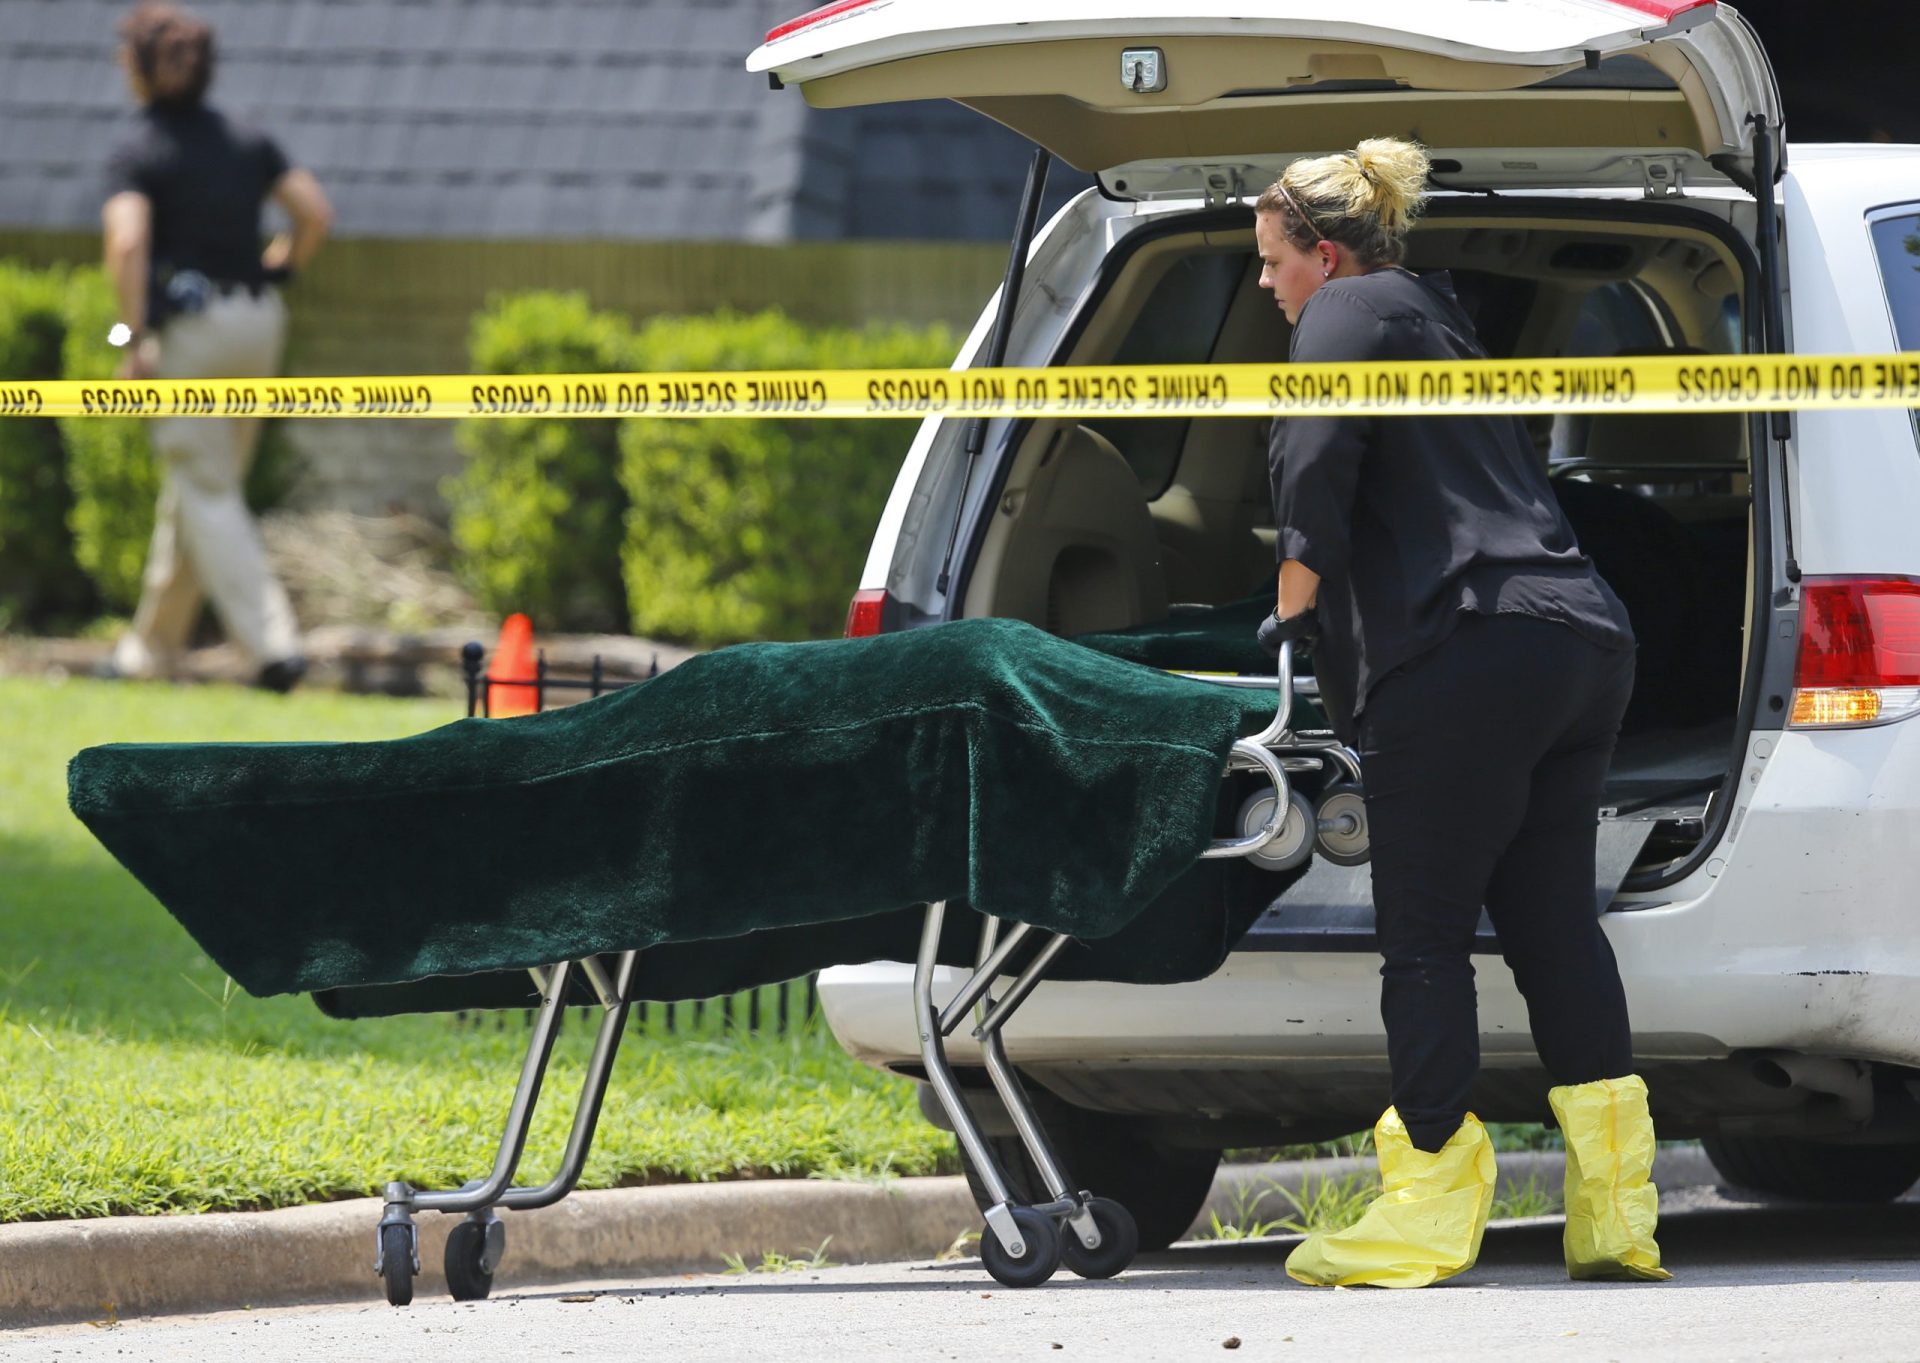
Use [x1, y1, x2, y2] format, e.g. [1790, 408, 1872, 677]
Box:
[749, 1, 1920, 1249]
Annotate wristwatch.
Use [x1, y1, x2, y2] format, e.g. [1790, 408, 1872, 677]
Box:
[106, 322, 149, 348]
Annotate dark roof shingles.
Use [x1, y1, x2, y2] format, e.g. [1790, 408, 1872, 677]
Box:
[0, 0, 1079, 242]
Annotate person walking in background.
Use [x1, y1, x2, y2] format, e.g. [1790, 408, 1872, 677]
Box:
[99, 2, 332, 691]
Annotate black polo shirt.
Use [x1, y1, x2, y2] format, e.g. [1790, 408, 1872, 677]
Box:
[1269, 267, 1635, 742]
[105, 103, 289, 295]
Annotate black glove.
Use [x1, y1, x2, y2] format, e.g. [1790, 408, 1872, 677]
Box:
[1256, 607, 1319, 658]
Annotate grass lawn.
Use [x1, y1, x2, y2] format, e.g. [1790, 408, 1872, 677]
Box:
[0, 675, 955, 1222]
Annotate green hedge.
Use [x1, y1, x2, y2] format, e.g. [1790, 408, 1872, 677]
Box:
[0, 263, 94, 629]
[619, 311, 954, 645]
[445, 292, 635, 632]
[446, 300, 954, 645]
[58, 271, 157, 612]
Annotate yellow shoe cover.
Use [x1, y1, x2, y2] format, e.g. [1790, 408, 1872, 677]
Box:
[1285, 1109, 1495, 1289]
[1551, 1074, 1673, 1282]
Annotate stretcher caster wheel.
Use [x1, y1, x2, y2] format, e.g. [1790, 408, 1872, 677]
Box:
[980, 1206, 1061, 1289]
[1060, 1197, 1139, 1280]
[1313, 784, 1371, 867]
[445, 1215, 502, 1302]
[378, 1223, 415, 1307]
[1237, 788, 1316, 871]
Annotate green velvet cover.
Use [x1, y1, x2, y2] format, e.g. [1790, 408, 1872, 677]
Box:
[1072, 592, 1280, 676]
[69, 619, 1298, 1015]
[1073, 593, 1328, 733]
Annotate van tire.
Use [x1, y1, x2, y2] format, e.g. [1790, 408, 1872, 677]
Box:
[1702, 1134, 1920, 1203]
[957, 1115, 1220, 1253]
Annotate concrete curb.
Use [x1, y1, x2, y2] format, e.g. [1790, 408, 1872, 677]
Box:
[0, 1178, 980, 1330]
[0, 1147, 1718, 1329]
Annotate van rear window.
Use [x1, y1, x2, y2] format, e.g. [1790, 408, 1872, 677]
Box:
[1869, 209, 1920, 445]
[1871, 211, 1920, 348]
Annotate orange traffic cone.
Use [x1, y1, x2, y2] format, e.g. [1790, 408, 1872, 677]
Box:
[488, 613, 539, 717]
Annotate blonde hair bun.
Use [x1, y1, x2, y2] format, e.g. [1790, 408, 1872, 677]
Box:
[1349, 138, 1430, 237]
[1256, 136, 1431, 266]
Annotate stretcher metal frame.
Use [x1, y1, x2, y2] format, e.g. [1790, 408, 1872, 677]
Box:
[373, 641, 1365, 1304]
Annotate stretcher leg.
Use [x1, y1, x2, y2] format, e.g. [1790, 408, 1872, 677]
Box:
[914, 900, 1063, 1286]
[915, 902, 1146, 1286]
[495, 950, 636, 1213]
[968, 919, 1074, 1199]
[976, 1010, 1139, 1279]
[375, 951, 637, 1306]
[969, 916, 1140, 1279]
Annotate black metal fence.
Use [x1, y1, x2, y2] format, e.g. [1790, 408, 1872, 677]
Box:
[459, 640, 821, 1038]
[632, 979, 820, 1036]
[459, 640, 654, 717]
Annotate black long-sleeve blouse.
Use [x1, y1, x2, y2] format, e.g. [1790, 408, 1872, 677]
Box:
[1269, 266, 1635, 742]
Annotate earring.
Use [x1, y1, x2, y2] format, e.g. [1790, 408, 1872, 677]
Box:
[1322, 265, 1331, 279]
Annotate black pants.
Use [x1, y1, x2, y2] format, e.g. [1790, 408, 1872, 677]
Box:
[1359, 612, 1637, 1153]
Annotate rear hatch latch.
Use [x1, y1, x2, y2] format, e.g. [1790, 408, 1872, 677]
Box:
[1201, 165, 1251, 208]
[1632, 155, 1689, 198]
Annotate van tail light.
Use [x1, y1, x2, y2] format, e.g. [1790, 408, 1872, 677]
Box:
[1609, 0, 1716, 22]
[1789, 577, 1920, 728]
[844, 588, 890, 638]
[767, 0, 883, 43]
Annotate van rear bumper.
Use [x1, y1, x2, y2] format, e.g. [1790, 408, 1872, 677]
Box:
[821, 726, 1920, 1102]
[818, 946, 1920, 1073]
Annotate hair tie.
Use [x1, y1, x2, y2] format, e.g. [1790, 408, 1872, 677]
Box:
[1274, 182, 1329, 242]
[1349, 152, 1377, 185]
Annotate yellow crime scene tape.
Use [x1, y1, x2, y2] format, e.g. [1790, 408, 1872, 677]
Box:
[3, 353, 1918, 422]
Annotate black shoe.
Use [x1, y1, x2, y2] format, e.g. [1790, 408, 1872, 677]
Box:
[256, 656, 308, 694]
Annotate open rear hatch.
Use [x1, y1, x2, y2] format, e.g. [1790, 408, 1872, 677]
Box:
[749, 0, 1778, 197]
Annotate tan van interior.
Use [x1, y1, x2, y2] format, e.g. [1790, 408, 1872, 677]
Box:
[963, 210, 1752, 873]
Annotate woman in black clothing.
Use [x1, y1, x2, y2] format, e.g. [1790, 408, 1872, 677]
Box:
[1253, 139, 1669, 1288]
[100, 3, 332, 692]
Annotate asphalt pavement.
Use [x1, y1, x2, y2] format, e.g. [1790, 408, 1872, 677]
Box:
[8, 1187, 1916, 1362]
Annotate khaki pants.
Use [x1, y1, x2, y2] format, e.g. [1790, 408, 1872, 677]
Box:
[113, 288, 300, 678]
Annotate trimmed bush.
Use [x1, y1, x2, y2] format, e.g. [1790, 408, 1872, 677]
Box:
[619, 311, 954, 645]
[0, 262, 95, 629]
[58, 270, 157, 612]
[445, 292, 634, 632]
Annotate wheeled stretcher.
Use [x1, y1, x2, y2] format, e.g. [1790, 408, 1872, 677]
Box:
[67, 620, 1367, 1303]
